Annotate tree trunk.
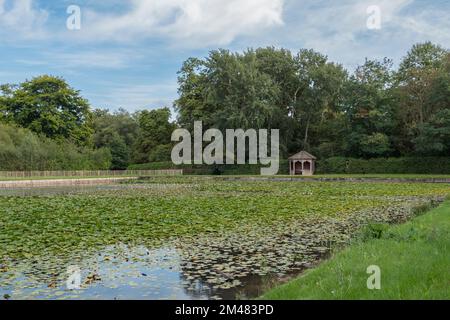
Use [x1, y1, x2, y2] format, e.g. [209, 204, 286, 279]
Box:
[304, 116, 310, 149]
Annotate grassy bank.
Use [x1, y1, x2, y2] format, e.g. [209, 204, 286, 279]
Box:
[261, 200, 450, 300]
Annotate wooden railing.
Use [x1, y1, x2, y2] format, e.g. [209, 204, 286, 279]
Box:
[0, 169, 183, 178]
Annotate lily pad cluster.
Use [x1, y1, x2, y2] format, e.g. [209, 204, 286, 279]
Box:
[0, 178, 448, 299]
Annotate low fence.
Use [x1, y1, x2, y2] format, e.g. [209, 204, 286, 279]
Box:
[0, 169, 183, 178]
[0, 177, 139, 189]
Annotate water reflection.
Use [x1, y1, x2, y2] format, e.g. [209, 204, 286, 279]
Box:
[1, 245, 212, 300]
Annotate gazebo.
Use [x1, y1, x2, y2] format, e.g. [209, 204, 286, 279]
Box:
[288, 151, 317, 176]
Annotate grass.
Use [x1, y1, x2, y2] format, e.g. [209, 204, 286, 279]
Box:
[261, 200, 450, 300]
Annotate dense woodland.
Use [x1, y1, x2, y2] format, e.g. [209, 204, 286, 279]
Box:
[0, 42, 449, 171]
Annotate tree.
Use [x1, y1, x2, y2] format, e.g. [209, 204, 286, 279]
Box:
[292, 49, 348, 152]
[1, 75, 93, 146]
[394, 42, 449, 153]
[132, 108, 176, 163]
[108, 133, 130, 169]
[413, 109, 450, 156]
[92, 108, 139, 169]
[342, 58, 396, 157]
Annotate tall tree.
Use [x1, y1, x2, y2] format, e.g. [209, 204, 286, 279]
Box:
[292, 49, 348, 152]
[395, 42, 449, 153]
[92, 108, 139, 169]
[1, 75, 93, 146]
[133, 108, 176, 163]
[343, 58, 395, 157]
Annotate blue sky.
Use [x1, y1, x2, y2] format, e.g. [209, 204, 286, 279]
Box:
[0, 0, 449, 113]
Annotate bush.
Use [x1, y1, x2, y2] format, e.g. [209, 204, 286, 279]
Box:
[357, 223, 390, 241]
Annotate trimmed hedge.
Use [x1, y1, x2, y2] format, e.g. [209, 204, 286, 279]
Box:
[316, 157, 450, 174]
[130, 157, 450, 175]
[128, 161, 289, 175]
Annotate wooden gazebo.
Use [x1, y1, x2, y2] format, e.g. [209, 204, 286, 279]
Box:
[288, 151, 316, 176]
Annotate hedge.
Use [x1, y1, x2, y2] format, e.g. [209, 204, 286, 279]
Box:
[128, 161, 289, 175]
[316, 157, 450, 174]
[129, 157, 450, 175]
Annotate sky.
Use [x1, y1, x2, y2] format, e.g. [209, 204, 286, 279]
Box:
[0, 0, 449, 113]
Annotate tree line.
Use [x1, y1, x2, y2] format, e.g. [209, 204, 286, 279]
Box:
[175, 42, 449, 159]
[0, 42, 448, 171]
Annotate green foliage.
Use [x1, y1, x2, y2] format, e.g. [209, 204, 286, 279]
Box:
[148, 144, 173, 162]
[92, 108, 139, 169]
[0, 123, 111, 170]
[357, 223, 390, 241]
[394, 43, 450, 154]
[108, 134, 130, 170]
[359, 133, 392, 157]
[1, 42, 449, 171]
[128, 160, 290, 175]
[132, 108, 176, 163]
[414, 109, 450, 156]
[317, 157, 450, 174]
[341, 58, 396, 158]
[175, 43, 449, 160]
[0, 75, 93, 146]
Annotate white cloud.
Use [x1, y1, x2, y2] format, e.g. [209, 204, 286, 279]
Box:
[87, 83, 178, 110]
[0, 0, 48, 39]
[47, 51, 133, 69]
[76, 0, 284, 45]
[265, 0, 449, 69]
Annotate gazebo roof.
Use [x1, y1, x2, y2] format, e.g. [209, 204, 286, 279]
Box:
[288, 150, 317, 160]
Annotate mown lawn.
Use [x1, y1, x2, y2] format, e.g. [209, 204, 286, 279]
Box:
[261, 200, 450, 300]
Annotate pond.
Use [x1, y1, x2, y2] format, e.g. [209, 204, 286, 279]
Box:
[0, 181, 446, 300]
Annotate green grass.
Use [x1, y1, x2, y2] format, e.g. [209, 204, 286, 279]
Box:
[261, 200, 450, 300]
